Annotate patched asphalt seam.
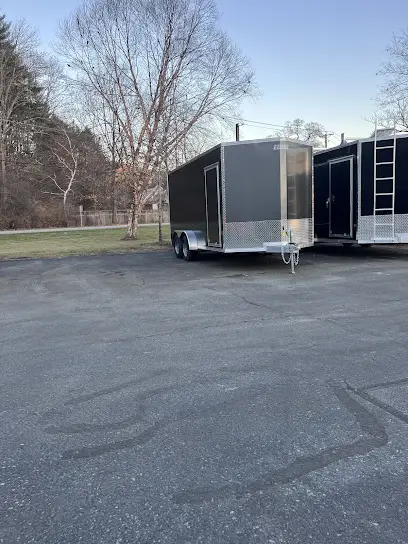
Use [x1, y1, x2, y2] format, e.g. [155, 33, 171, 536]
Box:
[172, 383, 388, 505]
[346, 380, 408, 425]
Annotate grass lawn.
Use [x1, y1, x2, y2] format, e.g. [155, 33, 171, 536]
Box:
[0, 225, 171, 260]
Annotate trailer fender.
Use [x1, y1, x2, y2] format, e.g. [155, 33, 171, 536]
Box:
[176, 230, 206, 251]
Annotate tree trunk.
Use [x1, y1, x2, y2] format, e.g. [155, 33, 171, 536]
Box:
[124, 185, 141, 239]
[111, 122, 117, 225]
[63, 193, 70, 226]
[0, 140, 7, 212]
[158, 175, 163, 245]
[125, 203, 139, 239]
[111, 174, 117, 225]
[158, 203, 163, 244]
[110, 159, 118, 225]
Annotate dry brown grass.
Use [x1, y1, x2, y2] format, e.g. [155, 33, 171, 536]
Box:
[0, 226, 171, 259]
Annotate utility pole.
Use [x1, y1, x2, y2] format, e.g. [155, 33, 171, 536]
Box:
[235, 123, 240, 142]
[324, 132, 328, 148]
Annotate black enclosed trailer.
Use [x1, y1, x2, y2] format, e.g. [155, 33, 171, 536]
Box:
[314, 132, 408, 244]
[168, 138, 314, 271]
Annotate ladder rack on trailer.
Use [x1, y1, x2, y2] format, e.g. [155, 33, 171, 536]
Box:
[373, 121, 396, 241]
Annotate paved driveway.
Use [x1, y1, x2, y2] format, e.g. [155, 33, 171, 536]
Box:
[1, 247, 408, 543]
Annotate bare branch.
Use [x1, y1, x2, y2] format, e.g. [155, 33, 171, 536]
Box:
[375, 29, 408, 131]
[57, 0, 256, 237]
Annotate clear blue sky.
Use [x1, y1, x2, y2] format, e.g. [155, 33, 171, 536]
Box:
[2, 0, 408, 144]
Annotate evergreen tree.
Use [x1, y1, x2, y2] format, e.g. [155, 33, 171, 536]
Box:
[0, 13, 46, 210]
[0, 14, 11, 44]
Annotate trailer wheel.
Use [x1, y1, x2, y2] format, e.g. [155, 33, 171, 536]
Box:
[173, 235, 183, 258]
[181, 235, 195, 261]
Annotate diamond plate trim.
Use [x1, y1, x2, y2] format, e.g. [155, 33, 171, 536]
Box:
[223, 220, 282, 249]
[358, 214, 408, 242]
[223, 218, 314, 250]
[287, 218, 314, 249]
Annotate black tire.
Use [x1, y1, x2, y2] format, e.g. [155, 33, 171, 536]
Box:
[181, 235, 195, 261]
[173, 235, 183, 258]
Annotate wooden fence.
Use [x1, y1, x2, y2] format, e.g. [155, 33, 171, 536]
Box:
[78, 209, 170, 227]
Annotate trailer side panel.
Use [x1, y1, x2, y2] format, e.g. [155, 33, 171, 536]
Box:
[359, 135, 408, 242]
[361, 137, 408, 216]
[168, 147, 221, 239]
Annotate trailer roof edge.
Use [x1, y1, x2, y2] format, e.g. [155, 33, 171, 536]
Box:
[169, 138, 313, 174]
[314, 132, 408, 155]
[168, 143, 222, 174]
[221, 137, 313, 147]
[314, 140, 358, 155]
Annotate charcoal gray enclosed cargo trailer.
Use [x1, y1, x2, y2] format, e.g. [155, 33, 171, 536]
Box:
[168, 138, 314, 272]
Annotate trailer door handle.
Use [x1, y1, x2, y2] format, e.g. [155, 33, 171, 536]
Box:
[326, 195, 335, 207]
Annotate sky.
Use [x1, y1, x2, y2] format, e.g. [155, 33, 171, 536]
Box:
[2, 0, 408, 145]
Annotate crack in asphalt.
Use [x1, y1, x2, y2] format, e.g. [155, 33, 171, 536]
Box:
[346, 380, 408, 426]
[358, 376, 408, 393]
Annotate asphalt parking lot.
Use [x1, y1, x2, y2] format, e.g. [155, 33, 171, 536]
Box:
[1, 246, 408, 544]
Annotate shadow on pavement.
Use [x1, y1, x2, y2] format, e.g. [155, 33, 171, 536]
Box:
[306, 243, 408, 260]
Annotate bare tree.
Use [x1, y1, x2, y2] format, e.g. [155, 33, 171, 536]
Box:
[79, 88, 128, 223]
[272, 118, 326, 147]
[40, 124, 79, 220]
[36, 55, 66, 114]
[58, 0, 255, 238]
[376, 30, 408, 131]
[374, 99, 408, 131]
